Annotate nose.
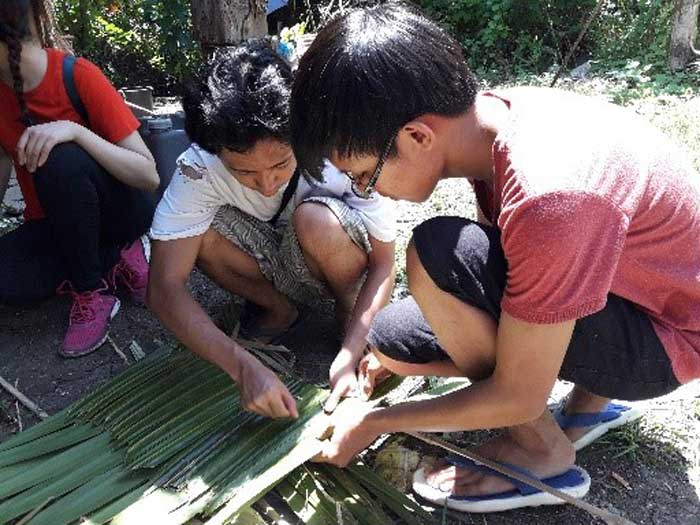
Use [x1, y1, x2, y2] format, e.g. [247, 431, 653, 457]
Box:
[259, 173, 279, 197]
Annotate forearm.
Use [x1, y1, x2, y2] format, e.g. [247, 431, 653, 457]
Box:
[150, 283, 246, 381]
[341, 261, 396, 356]
[366, 314, 573, 435]
[73, 124, 159, 191]
[367, 376, 541, 435]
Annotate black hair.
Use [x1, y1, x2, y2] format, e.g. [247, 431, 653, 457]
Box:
[183, 40, 294, 155]
[0, 1, 32, 125]
[0, 0, 68, 126]
[290, 1, 478, 179]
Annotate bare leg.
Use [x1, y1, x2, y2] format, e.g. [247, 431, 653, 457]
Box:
[403, 238, 575, 495]
[293, 202, 367, 330]
[371, 347, 467, 378]
[406, 238, 498, 381]
[561, 384, 611, 442]
[196, 228, 296, 333]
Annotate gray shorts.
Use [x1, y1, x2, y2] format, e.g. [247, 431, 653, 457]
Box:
[368, 216, 680, 401]
[211, 196, 371, 313]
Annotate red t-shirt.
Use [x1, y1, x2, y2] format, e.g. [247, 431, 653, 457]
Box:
[474, 87, 700, 383]
[0, 48, 139, 220]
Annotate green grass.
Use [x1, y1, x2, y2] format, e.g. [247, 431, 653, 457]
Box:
[597, 420, 689, 470]
[0, 399, 13, 425]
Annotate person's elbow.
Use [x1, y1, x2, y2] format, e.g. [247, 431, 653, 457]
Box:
[140, 161, 160, 193]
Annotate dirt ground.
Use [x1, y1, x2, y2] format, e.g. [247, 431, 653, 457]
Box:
[2, 85, 700, 524]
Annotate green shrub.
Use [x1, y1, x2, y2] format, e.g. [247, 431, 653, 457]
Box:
[417, 0, 681, 79]
[589, 0, 674, 70]
[55, 0, 200, 94]
[51, 0, 689, 95]
[418, 0, 599, 77]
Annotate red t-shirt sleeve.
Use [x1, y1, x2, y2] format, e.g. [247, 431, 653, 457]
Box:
[499, 191, 629, 324]
[73, 58, 139, 143]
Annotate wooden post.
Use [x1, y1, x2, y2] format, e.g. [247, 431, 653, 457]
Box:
[668, 0, 700, 71]
[189, 0, 268, 56]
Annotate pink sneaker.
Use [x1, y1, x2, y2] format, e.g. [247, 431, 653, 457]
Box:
[110, 235, 151, 305]
[57, 281, 120, 358]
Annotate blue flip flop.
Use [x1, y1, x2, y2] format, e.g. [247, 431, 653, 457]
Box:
[412, 456, 590, 513]
[554, 402, 644, 451]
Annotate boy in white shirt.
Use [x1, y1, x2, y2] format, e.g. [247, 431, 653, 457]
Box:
[147, 41, 396, 420]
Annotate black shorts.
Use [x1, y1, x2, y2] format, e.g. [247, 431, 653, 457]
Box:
[368, 217, 680, 401]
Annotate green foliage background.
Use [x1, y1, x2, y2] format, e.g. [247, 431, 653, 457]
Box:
[417, 0, 677, 78]
[55, 0, 199, 94]
[54, 0, 695, 94]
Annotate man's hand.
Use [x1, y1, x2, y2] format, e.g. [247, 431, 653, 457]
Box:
[236, 350, 299, 419]
[316, 402, 382, 468]
[357, 351, 391, 401]
[17, 121, 80, 173]
[324, 349, 361, 413]
[325, 349, 393, 413]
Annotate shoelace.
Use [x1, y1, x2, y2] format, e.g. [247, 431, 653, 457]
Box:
[56, 281, 108, 324]
[110, 259, 139, 292]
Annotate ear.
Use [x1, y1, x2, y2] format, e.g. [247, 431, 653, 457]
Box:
[399, 120, 436, 153]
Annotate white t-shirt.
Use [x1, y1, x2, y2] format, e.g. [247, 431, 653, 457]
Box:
[149, 143, 397, 243]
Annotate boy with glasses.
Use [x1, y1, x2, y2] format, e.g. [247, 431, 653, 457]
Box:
[290, 1, 700, 514]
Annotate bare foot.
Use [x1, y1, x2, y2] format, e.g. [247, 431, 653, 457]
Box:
[245, 301, 298, 343]
[425, 424, 575, 497]
[560, 386, 611, 443]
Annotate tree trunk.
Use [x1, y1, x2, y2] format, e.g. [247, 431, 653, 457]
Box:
[668, 0, 700, 71]
[189, 0, 268, 56]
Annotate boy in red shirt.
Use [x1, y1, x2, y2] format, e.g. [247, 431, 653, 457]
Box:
[290, 2, 700, 514]
[0, 1, 159, 356]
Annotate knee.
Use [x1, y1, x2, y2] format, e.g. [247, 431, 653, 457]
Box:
[408, 216, 498, 292]
[367, 299, 439, 366]
[293, 202, 340, 249]
[368, 303, 404, 353]
[34, 143, 95, 196]
[195, 229, 222, 273]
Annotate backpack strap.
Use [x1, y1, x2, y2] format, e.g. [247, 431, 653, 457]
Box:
[269, 168, 301, 225]
[62, 54, 90, 127]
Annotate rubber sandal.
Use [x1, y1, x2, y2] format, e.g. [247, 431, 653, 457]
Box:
[554, 402, 644, 451]
[412, 456, 591, 513]
[239, 310, 302, 344]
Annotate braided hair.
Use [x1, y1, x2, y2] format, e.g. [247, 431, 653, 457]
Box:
[1, 1, 32, 125]
[30, 0, 70, 51]
[0, 1, 68, 126]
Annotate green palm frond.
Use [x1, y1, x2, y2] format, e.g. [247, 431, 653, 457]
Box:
[276, 463, 432, 525]
[0, 345, 433, 525]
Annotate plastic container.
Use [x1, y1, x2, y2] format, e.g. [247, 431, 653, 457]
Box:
[141, 117, 190, 201]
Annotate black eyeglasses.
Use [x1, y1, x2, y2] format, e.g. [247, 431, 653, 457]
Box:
[347, 135, 395, 199]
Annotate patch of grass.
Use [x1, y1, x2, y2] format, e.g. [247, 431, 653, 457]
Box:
[0, 215, 21, 237]
[0, 398, 17, 429]
[598, 420, 689, 471]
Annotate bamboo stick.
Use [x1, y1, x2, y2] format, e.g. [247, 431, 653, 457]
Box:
[0, 376, 48, 420]
[107, 335, 131, 365]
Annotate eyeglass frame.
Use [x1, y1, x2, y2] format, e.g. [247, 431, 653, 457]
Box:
[346, 134, 396, 199]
